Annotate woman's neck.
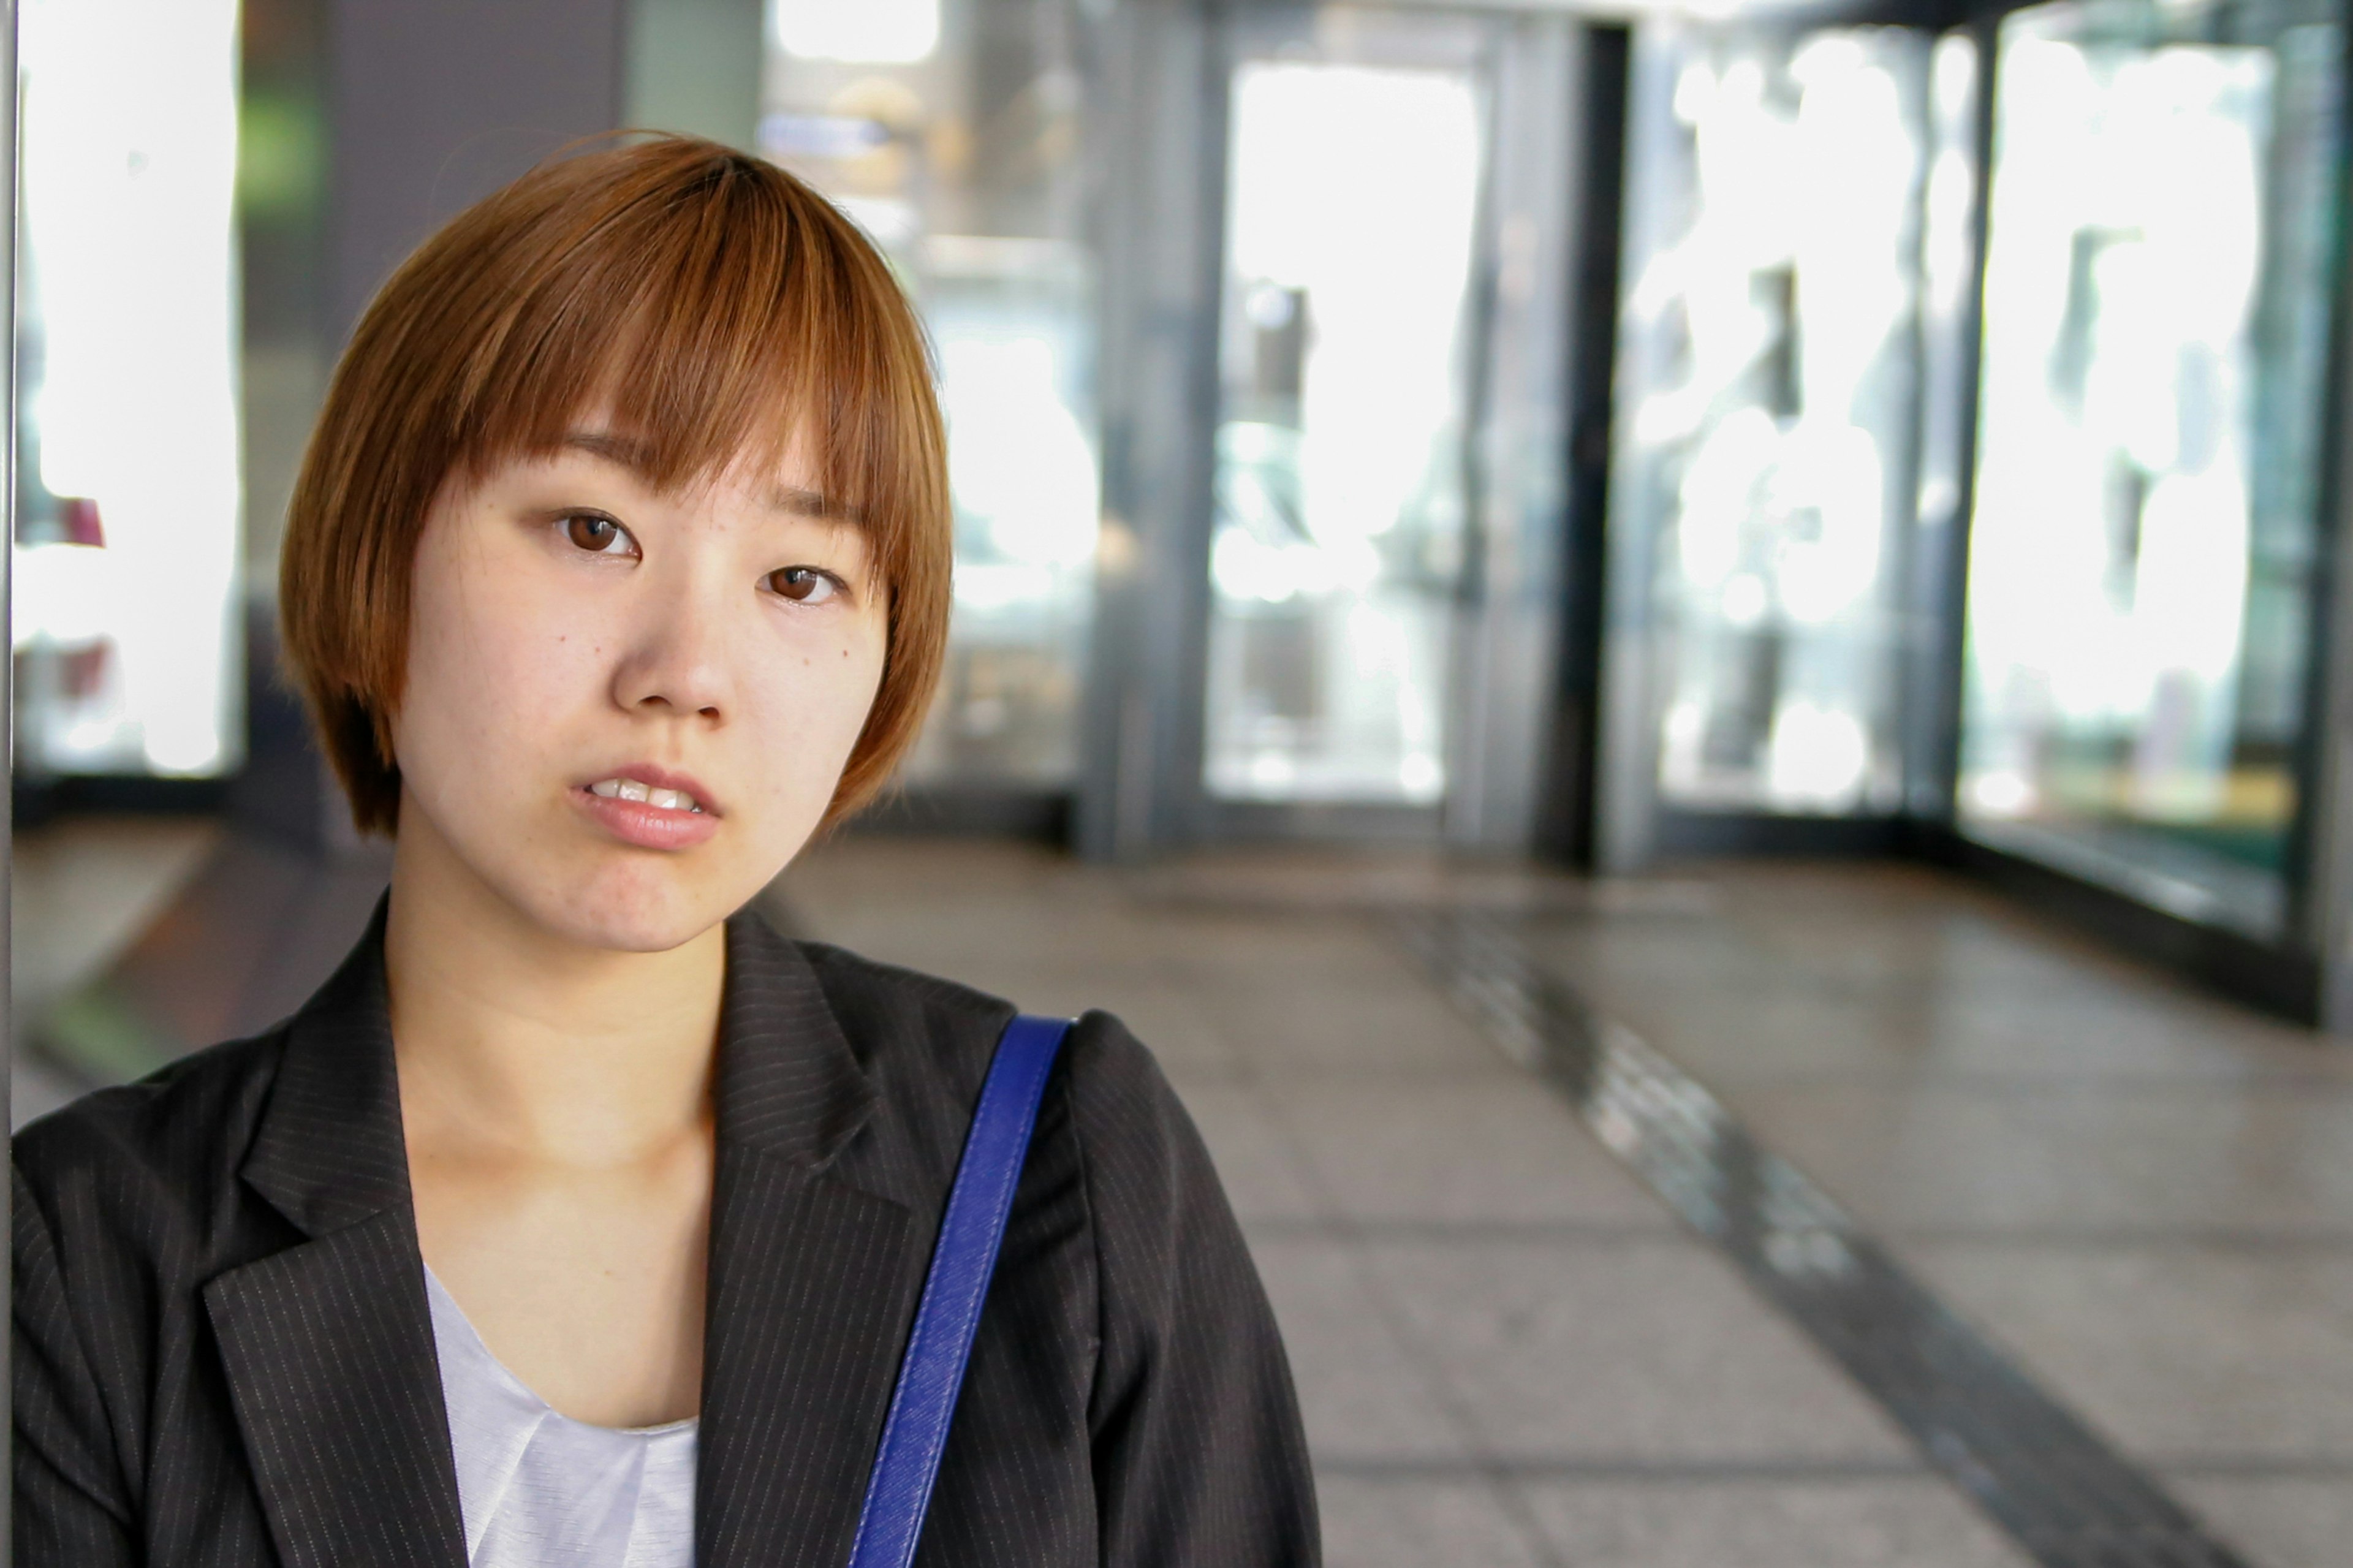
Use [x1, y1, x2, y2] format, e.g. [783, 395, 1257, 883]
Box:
[383, 817, 725, 1167]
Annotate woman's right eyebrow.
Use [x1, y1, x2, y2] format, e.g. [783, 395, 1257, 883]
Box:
[771, 485, 862, 523]
[562, 430, 653, 471]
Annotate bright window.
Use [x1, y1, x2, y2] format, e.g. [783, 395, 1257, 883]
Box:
[15, 0, 244, 778]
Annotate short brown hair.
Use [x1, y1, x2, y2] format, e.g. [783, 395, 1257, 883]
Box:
[280, 135, 951, 835]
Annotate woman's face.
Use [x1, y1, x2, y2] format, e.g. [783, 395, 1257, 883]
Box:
[390, 429, 889, 953]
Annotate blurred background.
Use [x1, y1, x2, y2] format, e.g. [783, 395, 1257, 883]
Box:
[10, 0, 2353, 1563]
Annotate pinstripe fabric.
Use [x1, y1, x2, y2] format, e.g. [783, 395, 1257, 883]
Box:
[14, 905, 1319, 1567]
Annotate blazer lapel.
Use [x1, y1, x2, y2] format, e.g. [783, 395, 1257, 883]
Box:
[695, 915, 935, 1568]
[203, 905, 468, 1568]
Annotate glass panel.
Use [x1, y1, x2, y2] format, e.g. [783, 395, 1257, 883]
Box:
[239, 0, 332, 621]
[1202, 61, 1482, 806]
[760, 0, 1099, 787]
[13, 0, 245, 779]
[1614, 25, 1932, 814]
[1958, 0, 2340, 936]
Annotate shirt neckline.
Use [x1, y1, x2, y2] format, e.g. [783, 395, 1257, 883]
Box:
[422, 1265, 700, 1441]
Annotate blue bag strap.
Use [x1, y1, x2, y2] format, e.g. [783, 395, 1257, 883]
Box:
[846, 1013, 1072, 1568]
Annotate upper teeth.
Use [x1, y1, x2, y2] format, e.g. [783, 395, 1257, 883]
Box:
[590, 777, 703, 812]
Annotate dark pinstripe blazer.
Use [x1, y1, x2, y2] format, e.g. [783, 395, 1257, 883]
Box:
[14, 907, 1318, 1567]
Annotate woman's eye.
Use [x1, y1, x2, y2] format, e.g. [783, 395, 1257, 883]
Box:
[563, 513, 636, 556]
[768, 567, 840, 605]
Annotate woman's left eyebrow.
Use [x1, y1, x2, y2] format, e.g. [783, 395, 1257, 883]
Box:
[563, 430, 654, 472]
[771, 485, 862, 523]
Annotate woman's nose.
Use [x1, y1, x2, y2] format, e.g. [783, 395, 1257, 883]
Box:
[611, 584, 732, 723]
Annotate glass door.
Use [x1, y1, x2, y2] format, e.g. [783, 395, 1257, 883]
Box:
[1955, 0, 2342, 938]
[1200, 12, 1493, 820]
[1599, 19, 1942, 858]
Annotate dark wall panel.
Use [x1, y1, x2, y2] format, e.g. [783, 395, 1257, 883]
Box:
[325, 0, 627, 340]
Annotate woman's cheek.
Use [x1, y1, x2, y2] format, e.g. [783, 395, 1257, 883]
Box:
[449, 626, 561, 766]
[758, 629, 885, 798]
[809, 646, 878, 755]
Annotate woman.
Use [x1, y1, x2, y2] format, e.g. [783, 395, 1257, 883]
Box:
[13, 136, 1317, 1567]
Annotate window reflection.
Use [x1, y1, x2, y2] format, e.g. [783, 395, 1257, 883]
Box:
[1616, 26, 1931, 815]
[1958, 0, 2340, 935]
[760, 0, 1098, 787]
[13, 0, 244, 779]
[1203, 61, 1482, 806]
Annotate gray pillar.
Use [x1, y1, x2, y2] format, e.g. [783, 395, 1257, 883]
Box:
[246, 0, 631, 852]
[326, 0, 629, 340]
[1075, 0, 1224, 860]
[1441, 16, 1580, 855]
[1590, 28, 1680, 875]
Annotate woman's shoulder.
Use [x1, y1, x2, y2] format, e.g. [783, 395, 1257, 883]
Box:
[787, 936, 1197, 1184]
[17, 1027, 287, 1178]
[791, 934, 1254, 1356]
[786, 927, 1205, 1205]
[13, 1027, 290, 1255]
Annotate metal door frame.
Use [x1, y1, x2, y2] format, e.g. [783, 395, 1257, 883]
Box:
[6, 0, 25, 1539]
[1077, 0, 1586, 858]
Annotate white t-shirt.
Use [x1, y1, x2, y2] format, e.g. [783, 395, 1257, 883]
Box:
[425, 1268, 699, 1567]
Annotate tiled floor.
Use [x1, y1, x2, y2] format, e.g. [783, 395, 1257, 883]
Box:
[10, 814, 221, 1126]
[14, 824, 2352, 1566]
[775, 839, 2353, 1568]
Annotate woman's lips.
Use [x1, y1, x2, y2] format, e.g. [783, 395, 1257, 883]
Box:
[573, 784, 722, 850]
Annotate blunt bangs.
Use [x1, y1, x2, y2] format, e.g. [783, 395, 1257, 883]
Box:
[279, 135, 952, 835]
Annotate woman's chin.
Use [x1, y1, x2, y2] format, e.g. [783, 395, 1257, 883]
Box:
[509, 861, 739, 955]
[561, 909, 713, 955]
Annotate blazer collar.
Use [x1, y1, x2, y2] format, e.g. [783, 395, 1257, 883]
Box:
[218, 897, 928, 1568]
[708, 909, 885, 1177]
[235, 898, 409, 1237]
[239, 900, 887, 1240]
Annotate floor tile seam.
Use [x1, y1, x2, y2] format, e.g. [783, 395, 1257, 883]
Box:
[1241, 1220, 1692, 1246]
[1543, 956, 2300, 1004]
[1882, 1228, 2353, 1252]
[1662, 1069, 2353, 1096]
[2148, 1458, 2353, 1480]
[1395, 910, 2270, 1568]
[1252, 1216, 2353, 1252]
[1312, 1455, 1934, 1484]
[1587, 959, 2341, 1003]
[1208, 1064, 1545, 1085]
[1514, 998, 2343, 1062]
[1245, 1219, 2353, 1251]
